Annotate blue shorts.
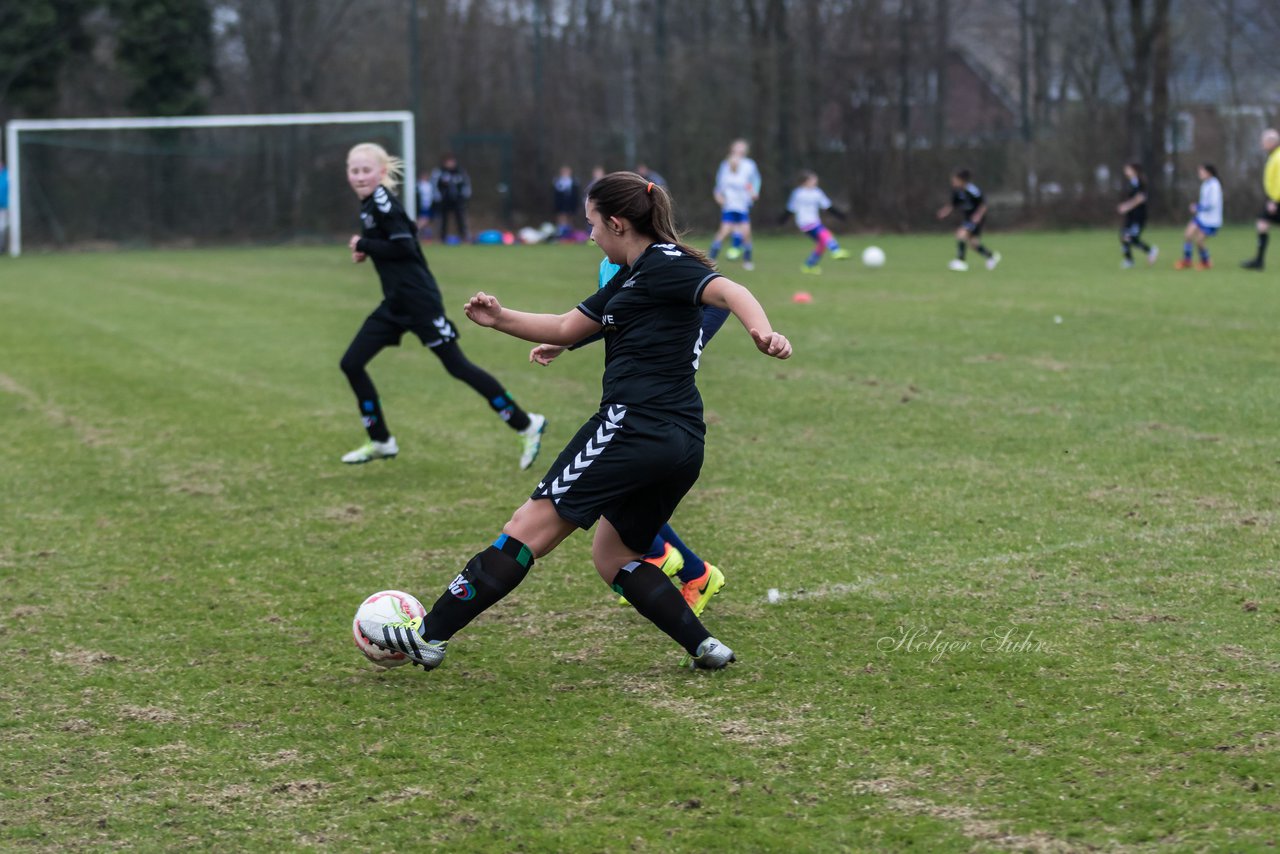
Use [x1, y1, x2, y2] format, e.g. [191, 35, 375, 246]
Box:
[720, 210, 749, 224]
[1193, 218, 1219, 236]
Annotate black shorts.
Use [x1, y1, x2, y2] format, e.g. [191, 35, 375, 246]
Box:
[532, 406, 704, 553]
[357, 300, 459, 349]
[1258, 202, 1280, 225]
[1122, 217, 1146, 238]
[962, 218, 985, 237]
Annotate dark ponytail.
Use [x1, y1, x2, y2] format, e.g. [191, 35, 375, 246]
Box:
[587, 171, 713, 268]
[1201, 162, 1219, 178]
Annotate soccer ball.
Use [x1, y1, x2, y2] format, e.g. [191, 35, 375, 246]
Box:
[352, 589, 426, 669]
[861, 246, 886, 268]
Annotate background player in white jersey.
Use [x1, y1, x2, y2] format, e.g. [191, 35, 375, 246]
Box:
[781, 170, 849, 274]
[1175, 163, 1223, 270]
[713, 140, 761, 262]
[708, 152, 760, 271]
[339, 143, 546, 467]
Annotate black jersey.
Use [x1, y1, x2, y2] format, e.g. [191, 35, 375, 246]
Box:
[576, 243, 722, 438]
[356, 186, 445, 310]
[1123, 177, 1147, 223]
[952, 182, 985, 218]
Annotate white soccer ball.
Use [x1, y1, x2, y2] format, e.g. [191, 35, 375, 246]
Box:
[352, 589, 427, 669]
[861, 246, 886, 268]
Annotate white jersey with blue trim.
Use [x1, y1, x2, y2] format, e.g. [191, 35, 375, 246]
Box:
[787, 186, 832, 231]
[715, 159, 760, 214]
[1195, 177, 1223, 228]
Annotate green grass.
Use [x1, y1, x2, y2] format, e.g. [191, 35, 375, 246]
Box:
[2, 231, 1278, 851]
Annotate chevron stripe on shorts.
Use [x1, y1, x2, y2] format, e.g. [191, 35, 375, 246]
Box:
[547, 405, 627, 504]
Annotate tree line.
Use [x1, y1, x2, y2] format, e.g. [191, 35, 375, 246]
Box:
[3, 0, 1277, 239]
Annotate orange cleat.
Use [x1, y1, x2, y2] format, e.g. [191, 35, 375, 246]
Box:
[643, 541, 684, 578]
[679, 563, 726, 617]
[1173, 259, 1194, 270]
[1195, 260, 1212, 270]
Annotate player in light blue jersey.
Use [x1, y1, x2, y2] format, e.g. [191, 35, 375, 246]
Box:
[527, 254, 730, 615]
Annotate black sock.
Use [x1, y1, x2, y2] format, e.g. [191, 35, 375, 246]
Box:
[612, 560, 710, 656]
[421, 535, 534, 641]
[1122, 242, 1134, 261]
[341, 345, 392, 442]
[975, 244, 992, 258]
[360, 398, 391, 442]
[488, 392, 532, 432]
[1259, 232, 1270, 262]
[956, 240, 967, 260]
[342, 369, 390, 441]
[1132, 237, 1151, 253]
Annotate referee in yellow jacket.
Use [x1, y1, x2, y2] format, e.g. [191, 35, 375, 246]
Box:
[1242, 128, 1280, 270]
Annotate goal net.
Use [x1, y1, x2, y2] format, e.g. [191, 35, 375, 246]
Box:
[5, 111, 415, 257]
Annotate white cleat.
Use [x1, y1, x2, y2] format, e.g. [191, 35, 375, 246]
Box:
[1147, 246, 1159, 265]
[518, 413, 546, 470]
[741, 260, 755, 271]
[948, 259, 969, 272]
[342, 436, 399, 464]
[689, 636, 736, 670]
[358, 614, 448, 671]
[985, 251, 1002, 271]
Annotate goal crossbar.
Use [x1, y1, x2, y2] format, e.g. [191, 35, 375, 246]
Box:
[5, 110, 415, 256]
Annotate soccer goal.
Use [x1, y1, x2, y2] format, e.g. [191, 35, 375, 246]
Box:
[5, 111, 415, 257]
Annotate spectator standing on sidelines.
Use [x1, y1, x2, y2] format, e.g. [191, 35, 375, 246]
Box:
[433, 154, 472, 244]
[553, 165, 581, 238]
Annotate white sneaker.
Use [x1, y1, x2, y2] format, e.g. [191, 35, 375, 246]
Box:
[341, 436, 398, 464]
[948, 259, 969, 272]
[689, 636, 736, 670]
[1121, 259, 1135, 269]
[985, 251, 1002, 271]
[741, 260, 755, 271]
[358, 614, 448, 671]
[518, 413, 546, 470]
[1147, 246, 1159, 265]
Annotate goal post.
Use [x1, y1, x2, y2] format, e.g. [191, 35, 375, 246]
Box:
[5, 111, 415, 257]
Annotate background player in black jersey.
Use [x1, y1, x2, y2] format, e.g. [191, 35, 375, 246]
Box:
[1117, 162, 1158, 268]
[358, 171, 791, 673]
[340, 143, 545, 467]
[937, 169, 1001, 272]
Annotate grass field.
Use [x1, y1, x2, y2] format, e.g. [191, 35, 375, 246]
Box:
[2, 230, 1278, 852]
